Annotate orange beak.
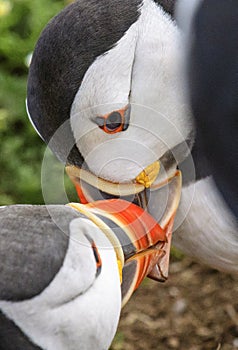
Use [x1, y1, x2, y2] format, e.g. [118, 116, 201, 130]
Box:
[66, 163, 182, 285]
[68, 196, 178, 307]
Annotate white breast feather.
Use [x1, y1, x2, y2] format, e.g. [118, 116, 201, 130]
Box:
[174, 177, 238, 273]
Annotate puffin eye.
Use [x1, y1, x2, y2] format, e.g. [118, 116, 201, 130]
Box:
[105, 112, 122, 132]
[95, 105, 131, 134]
[91, 241, 102, 277]
[85, 234, 102, 277]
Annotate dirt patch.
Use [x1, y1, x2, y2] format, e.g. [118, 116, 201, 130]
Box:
[111, 257, 238, 350]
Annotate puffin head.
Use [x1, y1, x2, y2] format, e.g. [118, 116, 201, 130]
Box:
[27, 0, 192, 257]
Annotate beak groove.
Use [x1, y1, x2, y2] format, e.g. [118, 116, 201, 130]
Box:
[66, 163, 182, 305]
[67, 199, 168, 306]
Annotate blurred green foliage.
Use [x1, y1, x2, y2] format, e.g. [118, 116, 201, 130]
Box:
[0, 0, 77, 204]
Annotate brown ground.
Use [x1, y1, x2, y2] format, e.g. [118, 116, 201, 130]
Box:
[111, 256, 238, 350]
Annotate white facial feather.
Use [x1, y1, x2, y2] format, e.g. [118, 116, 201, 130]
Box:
[0, 218, 121, 350]
[70, 0, 193, 183]
[174, 177, 238, 273]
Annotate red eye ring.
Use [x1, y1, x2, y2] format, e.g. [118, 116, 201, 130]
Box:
[85, 233, 102, 277]
[91, 241, 102, 272]
[96, 105, 130, 134]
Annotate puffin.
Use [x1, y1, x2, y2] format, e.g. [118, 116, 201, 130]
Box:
[0, 200, 167, 349]
[27, 0, 187, 277]
[26, 0, 238, 273]
[176, 0, 238, 218]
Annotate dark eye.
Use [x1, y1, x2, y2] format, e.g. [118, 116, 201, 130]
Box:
[84, 233, 102, 277]
[105, 112, 122, 131]
[95, 105, 131, 134]
[91, 241, 102, 277]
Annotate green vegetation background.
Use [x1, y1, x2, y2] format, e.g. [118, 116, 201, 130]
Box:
[0, 0, 77, 205]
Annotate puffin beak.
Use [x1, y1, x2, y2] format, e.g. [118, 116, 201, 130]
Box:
[66, 162, 182, 285]
[134, 163, 182, 282]
[135, 161, 161, 188]
[66, 165, 145, 199]
[68, 199, 168, 307]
